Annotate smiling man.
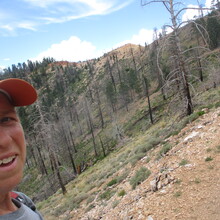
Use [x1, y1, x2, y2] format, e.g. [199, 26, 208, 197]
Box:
[0, 78, 43, 219]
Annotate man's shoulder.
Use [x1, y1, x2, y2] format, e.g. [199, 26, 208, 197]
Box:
[12, 191, 44, 220]
[12, 191, 36, 211]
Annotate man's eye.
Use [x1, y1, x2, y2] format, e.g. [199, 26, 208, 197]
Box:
[0, 117, 14, 123]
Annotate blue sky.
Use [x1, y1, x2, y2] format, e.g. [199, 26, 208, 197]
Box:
[0, 0, 212, 70]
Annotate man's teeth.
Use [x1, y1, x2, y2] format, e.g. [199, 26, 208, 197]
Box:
[0, 156, 16, 165]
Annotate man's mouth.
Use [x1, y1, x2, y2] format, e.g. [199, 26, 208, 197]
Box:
[0, 155, 16, 167]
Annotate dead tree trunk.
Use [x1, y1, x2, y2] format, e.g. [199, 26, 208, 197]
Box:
[106, 57, 117, 92]
[84, 97, 98, 157]
[95, 85, 105, 129]
[143, 76, 154, 124]
[99, 135, 106, 157]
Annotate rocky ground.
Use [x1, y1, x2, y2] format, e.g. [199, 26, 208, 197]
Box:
[67, 107, 220, 220]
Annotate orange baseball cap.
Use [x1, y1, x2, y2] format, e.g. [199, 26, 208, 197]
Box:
[0, 78, 37, 106]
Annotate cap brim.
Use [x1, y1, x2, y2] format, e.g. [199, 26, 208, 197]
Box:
[0, 78, 37, 106]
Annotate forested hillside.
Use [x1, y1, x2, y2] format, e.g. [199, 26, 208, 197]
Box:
[1, 4, 220, 219]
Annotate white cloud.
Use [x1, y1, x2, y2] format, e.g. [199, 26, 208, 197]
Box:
[3, 58, 10, 61]
[0, 0, 132, 33]
[182, 1, 213, 22]
[0, 25, 14, 31]
[25, 0, 131, 24]
[0, 66, 5, 72]
[0, 58, 11, 71]
[32, 36, 103, 62]
[23, 0, 122, 11]
[113, 28, 154, 48]
[36, 0, 133, 24]
[17, 22, 37, 31]
[23, 0, 114, 15]
[205, 0, 212, 8]
[182, 5, 200, 22]
[129, 29, 155, 45]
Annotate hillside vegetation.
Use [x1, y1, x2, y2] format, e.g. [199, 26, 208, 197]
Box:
[39, 103, 220, 219]
[1, 6, 220, 220]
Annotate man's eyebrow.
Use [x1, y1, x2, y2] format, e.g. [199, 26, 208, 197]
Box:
[0, 109, 16, 115]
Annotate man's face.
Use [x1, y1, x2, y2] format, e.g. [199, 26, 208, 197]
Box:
[0, 93, 26, 194]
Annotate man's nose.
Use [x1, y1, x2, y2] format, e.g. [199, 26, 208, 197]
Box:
[0, 128, 12, 148]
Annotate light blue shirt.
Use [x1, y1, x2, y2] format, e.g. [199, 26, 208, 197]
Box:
[0, 193, 43, 220]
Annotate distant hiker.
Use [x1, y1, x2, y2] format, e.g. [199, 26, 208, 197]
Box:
[0, 78, 43, 219]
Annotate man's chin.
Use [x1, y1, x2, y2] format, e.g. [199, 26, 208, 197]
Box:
[0, 173, 23, 194]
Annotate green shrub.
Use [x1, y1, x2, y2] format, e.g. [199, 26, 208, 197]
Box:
[107, 179, 117, 187]
[134, 137, 162, 158]
[194, 178, 201, 184]
[130, 167, 151, 189]
[205, 156, 213, 162]
[159, 143, 172, 156]
[130, 152, 146, 166]
[215, 101, 220, 108]
[179, 159, 189, 166]
[135, 144, 152, 154]
[99, 190, 116, 200]
[197, 110, 205, 116]
[187, 112, 200, 123]
[118, 189, 126, 197]
[147, 137, 162, 149]
[108, 139, 118, 150]
[174, 191, 182, 198]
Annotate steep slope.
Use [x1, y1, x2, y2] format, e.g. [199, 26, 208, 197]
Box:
[83, 107, 220, 220]
[39, 105, 220, 220]
[77, 109, 220, 220]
